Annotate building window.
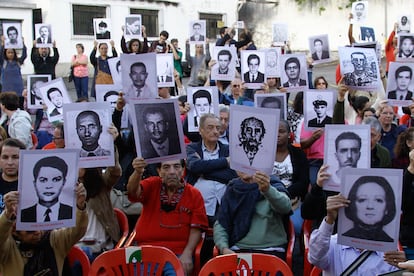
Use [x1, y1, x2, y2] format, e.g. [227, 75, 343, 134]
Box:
[130, 9, 159, 38]
[73, 4, 106, 36]
[199, 13, 223, 39]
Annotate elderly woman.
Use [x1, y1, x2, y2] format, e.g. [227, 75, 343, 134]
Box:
[378, 104, 407, 158]
[343, 175, 396, 242]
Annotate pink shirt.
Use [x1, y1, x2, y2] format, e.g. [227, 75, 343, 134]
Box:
[300, 124, 325, 160]
[71, 54, 89, 78]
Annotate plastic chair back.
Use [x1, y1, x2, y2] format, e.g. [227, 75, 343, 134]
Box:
[113, 208, 129, 248]
[66, 246, 90, 275]
[89, 245, 184, 276]
[198, 253, 293, 276]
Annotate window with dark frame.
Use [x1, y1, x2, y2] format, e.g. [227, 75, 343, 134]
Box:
[199, 13, 223, 39]
[72, 4, 107, 36]
[130, 9, 159, 38]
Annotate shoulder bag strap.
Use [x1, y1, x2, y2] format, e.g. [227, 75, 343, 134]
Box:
[340, 250, 373, 276]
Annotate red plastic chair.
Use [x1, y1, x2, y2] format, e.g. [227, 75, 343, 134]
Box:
[113, 208, 129, 248]
[199, 253, 293, 276]
[89, 245, 184, 276]
[30, 132, 38, 150]
[66, 246, 90, 275]
[309, 266, 322, 276]
[302, 219, 314, 276]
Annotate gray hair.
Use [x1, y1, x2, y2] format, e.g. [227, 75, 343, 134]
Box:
[363, 117, 382, 134]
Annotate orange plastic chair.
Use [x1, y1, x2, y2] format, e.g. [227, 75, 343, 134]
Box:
[199, 253, 293, 276]
[113, 208, 129, 248]
[302, 219, 314, 276]
[42, 141, 56, 150]
[309, 266, 322, 276]
[66, 246, 90, 275]
[30, 132, 38, 149]
[89, 245, 184, 276]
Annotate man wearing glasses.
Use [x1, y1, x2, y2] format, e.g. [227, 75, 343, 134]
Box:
[76, 110, 110, 157]
[283, 57, 307, 87]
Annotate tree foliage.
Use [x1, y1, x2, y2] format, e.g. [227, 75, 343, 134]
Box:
[294, 0, 358, 14]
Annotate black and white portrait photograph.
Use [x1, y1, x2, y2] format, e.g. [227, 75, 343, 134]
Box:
[156, 53, 175, 88]
[308, 35, 331, 64]
[39, 78, 71, 123]
[241, 50, 267, 89]
[189, 20, 206, 44]
[187, 86, 219, 132]
[211, 46, 237, 81]
[229, 105, 279, 175]
[128, 99, 186, 164]
[337, 168, 402, 252]
[64, 102, 115, 168]
[2, 22, 23, 49]
[236, 21, 245, 29]
[397, 14, 411, 34]
[121, 52, 157, 100]
[35, 23, 53, 48]
[397, 34, 414, 61]
[94, 18, 111, 40]
[322, 124, 371, 192]
[360, 27, 375, 42]
[265, 47, 281, 78]
[351, 1, 368, 24]
[304, 89, 335, 131]
[124, 15, 142, 39]
[280, 53, 308, 92]
[386, 62, 414, 106]
[272, 23, 288, 45]
[27, 74, 51, 109]
[95, 84, 122, 112]
[108, 57, 122, 86]
[254, 93, 286, 120]
[16, 149, 79, 231]
[339, 46, 381, 90]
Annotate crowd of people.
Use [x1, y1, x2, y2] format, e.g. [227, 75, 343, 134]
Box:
[2, 12, 414, 276]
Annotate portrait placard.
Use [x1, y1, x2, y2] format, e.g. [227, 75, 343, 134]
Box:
[16, 149, 80, 231]
[351, 1, 368, 24]
[108, 57, 122, 86]
[35, 23, 53, 48]
[27, 74, 51, 109]
[63, 102, 115, 168]
[124, 15, 142, 40]
[308, 34, 331, 65]
[272, 23, 288, 45]
[338, 46, 381, 91]
[229, 105, 279, 175]
[323, 124, 371, 192]
[128, 99, 186, 164]
[189, 20, 206, 44]
[156, 53, 175, 87]
[3, 22, 23, 49]
[187, 86, 219, 132]
[360, 27, 375, 42]
[337, 168, 402, 252]
[280, 53, 308, 92]
[95, 84, 122, 112]
[121, 53, 157, 100]
[236, 21, 245, 29]
[386, 62, 414, 106]
[211, 46, 237, 81]
[94, 18, 111, 40]
[39, 78, 71, 123]
[397, 14, 411, 34]
[396, 34, 414, 61]
[241, 50, 267, 89]
[304, 89, 336, 131]
[254, 93, 286, 120]
[264, 47, 281, 78]
[352, 42, 382, 66]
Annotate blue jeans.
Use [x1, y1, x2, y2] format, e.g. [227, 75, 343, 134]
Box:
[74, 76, 89, 99]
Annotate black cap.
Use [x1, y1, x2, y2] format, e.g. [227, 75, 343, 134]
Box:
[313, 99, 327, 107]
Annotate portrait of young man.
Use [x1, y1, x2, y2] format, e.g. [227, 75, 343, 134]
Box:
[27, 75, 51, 109]
[241, 51, 266, 89]
[281, 54, 308, 90]
[211, 46, 237, 81]
[311, 38, 330, 61]
[187, 87, 219, 132]
[3, 23, 23, 49]
[254, 93, 286, 120]
[304, 90, 335, 131]
[125, 15, 142, 38]
[189, 21, 205, 42]
[361, 27, 375, 42]
[398, 15, 411, 34]
[95, 19, 111, 40]
[39, 78, 71, 122]
[398, 35, 414, 59]
[351, 1, 368, 23]
[387, 64, 414, 101]
[156, 53, 174, 87]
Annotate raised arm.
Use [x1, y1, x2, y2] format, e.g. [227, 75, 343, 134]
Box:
[127, 157, 146, 201]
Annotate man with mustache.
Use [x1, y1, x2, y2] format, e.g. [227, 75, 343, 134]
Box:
[127, 158, 208, 275]
[332, 131, 361, 184]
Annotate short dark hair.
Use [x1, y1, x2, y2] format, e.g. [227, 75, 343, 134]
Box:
[98, 21, 107, 28]
[7, 26, 18, 36]
[104, 91, 119, 101]
[160, 30, 169, 39]
[0, 91, 19, 111]
[193, 89, 212, 104]
[193, 22, 201, 28]
[76, 43, 84, 52]
[247, 54, 260, 65]
[33, 156, 68, 181]
[218, 49, 232, 60]
[46, 87, 62, 101]
[345, 175, 396, 226]
[171, 38, 178, 44]
[285, 57, 300, 70]
[355, 2, 365, 8]
[55, 122, 64, 139]
[335, 131, 361, 152]
[314, 38, 323, 46]
[143, 106, 167, 122]
[401, 36, 414, 46]
[395, 65, 413, 80]
[0, 138, 26, 154]
[219, 27, 227, 35]
[313, 76, 328, 88]
[351, 52, 366, 60]
[130, 62, 146, 73]
[76, 110, 101, 128]
[260, 96, 281, 108]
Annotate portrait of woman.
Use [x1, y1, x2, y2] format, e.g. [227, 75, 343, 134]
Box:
[343, 175, 396, 242]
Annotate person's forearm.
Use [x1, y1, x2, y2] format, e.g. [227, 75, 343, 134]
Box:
[300, 136, 316, 149]
[127, 170, 142, 199]
[182, 228, 201, 257]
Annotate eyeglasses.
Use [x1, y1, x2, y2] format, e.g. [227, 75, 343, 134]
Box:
[317, 82, 326, 85]
[232, 84, 241, 88]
